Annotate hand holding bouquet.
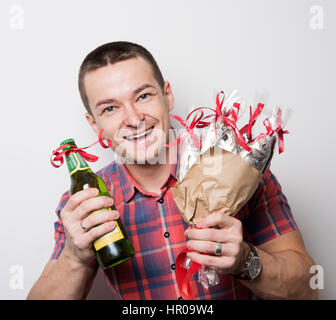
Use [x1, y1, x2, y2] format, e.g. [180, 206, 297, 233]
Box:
[171, 90, 289, 298]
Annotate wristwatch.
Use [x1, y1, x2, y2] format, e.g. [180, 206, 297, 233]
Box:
[233, 243, 262, 281]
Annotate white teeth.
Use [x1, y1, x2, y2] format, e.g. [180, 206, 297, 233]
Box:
[126, 128, 153, 141]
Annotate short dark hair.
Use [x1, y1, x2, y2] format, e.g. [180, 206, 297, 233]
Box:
[78, 41, 165, 115]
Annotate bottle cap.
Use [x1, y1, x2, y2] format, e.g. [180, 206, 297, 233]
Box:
[60, 138, 77, 151]
[60, 138, 75, 146]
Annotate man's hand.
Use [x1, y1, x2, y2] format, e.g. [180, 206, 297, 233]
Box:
[184, 211, 250, 275]
[60, 188, 120, 266]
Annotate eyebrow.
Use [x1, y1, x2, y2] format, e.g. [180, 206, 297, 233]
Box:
[95, 84, 157, 108]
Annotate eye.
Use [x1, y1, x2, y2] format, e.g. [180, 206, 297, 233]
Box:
[138, 93, 150, 101]
[103, 106, 116, 113]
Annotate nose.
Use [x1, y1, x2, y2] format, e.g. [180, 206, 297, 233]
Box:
[123, 104, 145, 128]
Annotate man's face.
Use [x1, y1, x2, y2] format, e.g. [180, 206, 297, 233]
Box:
[85, 56, 174, 164]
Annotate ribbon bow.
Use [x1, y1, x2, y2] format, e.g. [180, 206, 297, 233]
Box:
[175, 226, 205, 300]
[239, 103, 265, 140]
[169, 92, 251, 152]
[274, 108, 289, 154]
[249, 109, 289, 154]
[199, 100, 251, 152]
[168, 109, 211, 149]
[50, 129, 113, 168]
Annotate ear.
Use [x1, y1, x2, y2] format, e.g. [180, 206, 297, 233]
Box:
[85, 112, 100, 136]
[163, 81, 174, 112]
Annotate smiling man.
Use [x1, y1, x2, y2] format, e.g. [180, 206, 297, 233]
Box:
[83, 55, 174, 173]
[27, 41, 317, 300]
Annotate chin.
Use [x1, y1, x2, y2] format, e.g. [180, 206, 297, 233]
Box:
[123, 143, 167, 165]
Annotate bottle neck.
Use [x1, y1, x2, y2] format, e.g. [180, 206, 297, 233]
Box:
[65, 150, 92, 176]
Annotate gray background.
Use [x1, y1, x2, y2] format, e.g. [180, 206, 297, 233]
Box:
[0, 0, 334, 299]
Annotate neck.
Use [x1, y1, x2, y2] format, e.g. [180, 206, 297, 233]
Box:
[124, 145, 177, 194]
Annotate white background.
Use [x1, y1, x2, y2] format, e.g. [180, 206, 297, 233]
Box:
[0, 0, 334, 299]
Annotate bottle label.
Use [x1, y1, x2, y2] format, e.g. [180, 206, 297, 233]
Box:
[66, 152, 90, 175]
[93, 208, 125, 251]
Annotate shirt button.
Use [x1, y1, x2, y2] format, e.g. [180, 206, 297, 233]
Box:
[158, 198, 164, 204]
[171, 263, 175, 270]
[164, 232, 170, 238]
[178, 297, 183, 300]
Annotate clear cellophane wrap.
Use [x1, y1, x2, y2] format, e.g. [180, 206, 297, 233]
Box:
[171, 90, 289, 291]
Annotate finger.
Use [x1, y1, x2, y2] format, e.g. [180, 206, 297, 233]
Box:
[186, 251, 234, 270]
[64, 188, 99, 212]
[187, 240, 237, 256]
[82, 221, 117, 246]
[81, 210, 120, 231]
[184, 226, 192, 237]
[74, 196, 114, 220]
[187, 227, 232, 243]
[196, 211, 237, 229]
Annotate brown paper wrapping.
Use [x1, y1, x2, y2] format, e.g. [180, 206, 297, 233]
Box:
[171, 146, 262, 225]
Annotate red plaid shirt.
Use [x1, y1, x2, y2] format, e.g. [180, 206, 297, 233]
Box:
[51, 151, 298, 300]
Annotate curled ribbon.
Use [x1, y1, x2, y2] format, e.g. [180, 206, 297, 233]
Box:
[167, 109, 210, 149]
[175, 226, 210, 300]
[230, 102, 240, 124]
[50, 129, 113, 168]
[247, 118, 273, 145]
[197, 105, 251, 152]
[239, 103, 265, 140]
[247, 109, 289, 154]
[169, 92, 251, 152]
[205, 92, 251, 151]
[176, 248, 202, 300]
[274, 108, 289, 154]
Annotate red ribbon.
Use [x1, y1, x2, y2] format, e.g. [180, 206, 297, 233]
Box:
[168, 109, 210, 149]
[239, 103, 265, 140]
[214, 91, 226, 124]
[231, 102, 240, 124]
[50, 129, 113, 168]
[210, 93, 250, 151]
[274, 108, 289, 154]
[186, 108, 213, 128]
[247, 118, 273, 145]
[247, 110, 289, 154]
[197, 105, 251, 152]
[169, 92, 251, 152]
[176, 247, 202, 300]
[175, 226, 211, 300]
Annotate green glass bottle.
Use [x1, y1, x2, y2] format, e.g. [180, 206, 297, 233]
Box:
[61, 138, 134, 269]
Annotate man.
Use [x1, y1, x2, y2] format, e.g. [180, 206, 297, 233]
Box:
[27, 41, 317, 300]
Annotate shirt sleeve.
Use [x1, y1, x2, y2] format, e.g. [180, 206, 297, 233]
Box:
[243, 169, 298, 246]
[49, 190, 98, 270]
[50, 191, 70, 260]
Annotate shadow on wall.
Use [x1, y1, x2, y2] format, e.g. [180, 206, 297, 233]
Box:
[86, 268, 121, 300]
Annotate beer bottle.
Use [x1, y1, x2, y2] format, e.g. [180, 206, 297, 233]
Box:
[60, 138, 134, 269]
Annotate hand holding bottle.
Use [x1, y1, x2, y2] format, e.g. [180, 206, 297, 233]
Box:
[57, 138, 134, 269]
[60, 188, 120, 266]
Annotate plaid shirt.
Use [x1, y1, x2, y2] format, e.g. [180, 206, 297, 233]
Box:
[51, 150, 298, 300]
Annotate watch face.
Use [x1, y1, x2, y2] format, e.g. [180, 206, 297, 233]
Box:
[248, 257, 261, 280]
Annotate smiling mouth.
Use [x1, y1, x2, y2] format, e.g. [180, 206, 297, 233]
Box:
[125, 127, 154, 141]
